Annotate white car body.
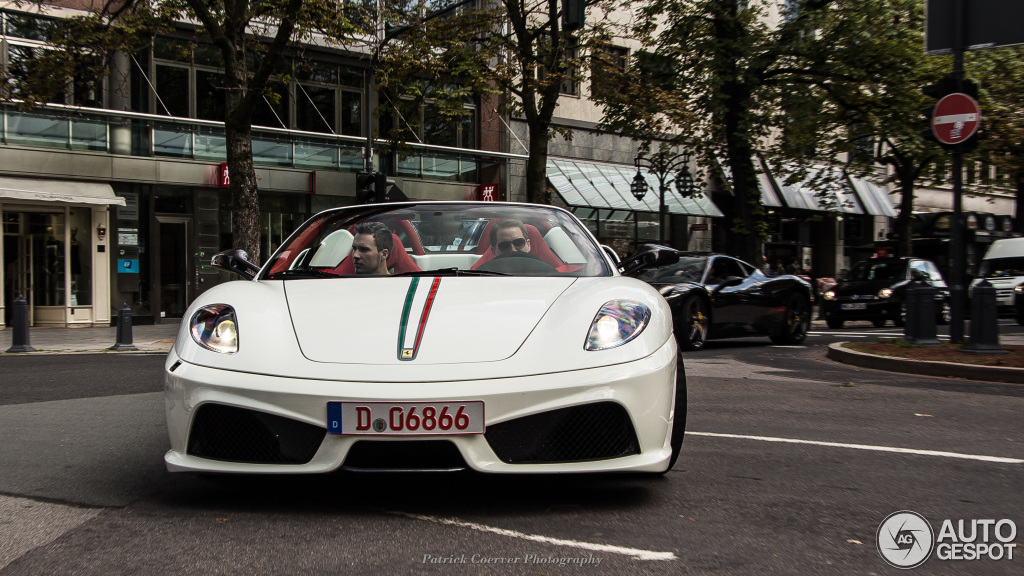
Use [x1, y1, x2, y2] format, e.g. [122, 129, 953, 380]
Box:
[164, 202, 683, 474]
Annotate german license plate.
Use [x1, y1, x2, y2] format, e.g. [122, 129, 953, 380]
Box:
[841, 303, 867, 310]
[327, 401, 484, 435]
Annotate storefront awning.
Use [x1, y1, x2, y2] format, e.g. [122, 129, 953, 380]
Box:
[764, 162, 864, 214]
[849, 177, 898, 217]
[0, 177, 124, 206]
[547, 158, 723, 217]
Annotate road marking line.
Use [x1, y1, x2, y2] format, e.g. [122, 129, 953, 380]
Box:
[689, 432, 1024, 464]
[388, 511, 677, 561]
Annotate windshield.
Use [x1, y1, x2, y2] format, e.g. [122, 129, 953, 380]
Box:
[978, 257, 1024, 278]
[638, 256, 707, 283]
[845, 261, 907, 282]
[261, 203, 613, 279]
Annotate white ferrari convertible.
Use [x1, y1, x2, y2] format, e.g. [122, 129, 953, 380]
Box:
[164, 202, 685, 474]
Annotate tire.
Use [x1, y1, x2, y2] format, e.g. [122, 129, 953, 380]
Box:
[871, 318, 887, 328]
[769, 293, 810, 345]
[676, 296, 709, 352]
[826, 318, 844, 329]
[937, 301, 951, 325]
[663, 355, 687, 473]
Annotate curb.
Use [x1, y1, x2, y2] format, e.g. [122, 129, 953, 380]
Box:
[826, 342, 1024, 384]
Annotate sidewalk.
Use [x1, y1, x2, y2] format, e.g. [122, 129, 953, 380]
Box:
[0, 322, 179, 354]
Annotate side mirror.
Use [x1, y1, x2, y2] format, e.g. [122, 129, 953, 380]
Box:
[910, 269, 928, 281]
[212, 249, 261, 280]
[618, 244, 679, 276]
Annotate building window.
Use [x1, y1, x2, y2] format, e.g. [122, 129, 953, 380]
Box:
[590, 45, 628, 101]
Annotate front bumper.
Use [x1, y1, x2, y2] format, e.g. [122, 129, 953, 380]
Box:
[164, 338, 678, 474]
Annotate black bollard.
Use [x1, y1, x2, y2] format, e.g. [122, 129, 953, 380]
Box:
[904, 281, 939, 346]
[110, 302, 139, 351]
[5, 294, 36, 353]
[962, 279, 1006, 354]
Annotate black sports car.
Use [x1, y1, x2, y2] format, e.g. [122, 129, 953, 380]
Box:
[820, 257, 950, 328]
[636, 253, 813, 351]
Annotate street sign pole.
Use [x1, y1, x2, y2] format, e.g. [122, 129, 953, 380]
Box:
[948, 0, 966, 344]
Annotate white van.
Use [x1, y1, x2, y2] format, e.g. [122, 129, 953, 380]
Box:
[970, 237, 1024, 307]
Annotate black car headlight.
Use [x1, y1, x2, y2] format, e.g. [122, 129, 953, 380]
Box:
[190, 304, 239, 354]
[585, 300, 651, 351]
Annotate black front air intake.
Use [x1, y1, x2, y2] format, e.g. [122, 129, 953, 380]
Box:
[187, 404, 326, 464]
[484, 402, 640, 464]
[342, 440, 467, 471]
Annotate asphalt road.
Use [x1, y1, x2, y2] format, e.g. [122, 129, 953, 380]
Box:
[0, 331, 1021, 575]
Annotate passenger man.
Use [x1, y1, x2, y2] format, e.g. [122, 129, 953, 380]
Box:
[351, 221, 392, 275]
[491, 219, 531, 255]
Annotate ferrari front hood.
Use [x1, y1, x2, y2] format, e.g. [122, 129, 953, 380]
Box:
[284, 276, 577, 364]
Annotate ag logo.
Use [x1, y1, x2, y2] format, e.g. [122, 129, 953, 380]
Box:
[877, 511, 934, 569]
[372, 418, 386, 432]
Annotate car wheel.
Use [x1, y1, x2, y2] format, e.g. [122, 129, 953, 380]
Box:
[871, 318, 886, 328]
[894, 303, 906, 327]
[937, 301, 951, 325]
[769, 294, 810, 345]
[676, 296, 709, 352]
[662, 355, 687, 474]
[826, 318, 844, 329]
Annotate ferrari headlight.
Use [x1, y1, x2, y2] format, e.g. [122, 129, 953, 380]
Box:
[823, 290, 836, 301]
[585, 300, 651, 351]
[190, 304, 238, 354]
[878, 288, 894, 299]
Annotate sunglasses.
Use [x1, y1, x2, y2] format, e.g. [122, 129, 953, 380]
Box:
[496, 237, 528, 252]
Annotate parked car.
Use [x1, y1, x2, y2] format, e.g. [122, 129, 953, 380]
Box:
[635, 253, 813, 351]
[165, 202, 688, 475]
[821, 257, 950, 328]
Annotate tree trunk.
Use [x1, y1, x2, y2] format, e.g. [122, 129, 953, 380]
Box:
[893, 166, 916, 258]
[223, 53, 261, 265]
[525, 121, 550, 204]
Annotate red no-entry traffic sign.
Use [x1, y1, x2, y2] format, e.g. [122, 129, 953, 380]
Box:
[932, 93, 981, 145]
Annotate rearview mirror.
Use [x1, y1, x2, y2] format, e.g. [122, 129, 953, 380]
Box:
[618, 245, 679, 276]
[212, 249, 261, 280]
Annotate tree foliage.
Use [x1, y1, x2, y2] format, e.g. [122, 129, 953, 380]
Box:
[594, 0, 954, 263]
[375, 0, 618, 204]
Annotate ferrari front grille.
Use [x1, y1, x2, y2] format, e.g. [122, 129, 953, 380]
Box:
[342, 440, 467, 471]
[484, 402, 640, 464]
[187, 404, 326, 464]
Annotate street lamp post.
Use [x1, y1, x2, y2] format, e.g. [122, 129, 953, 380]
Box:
[631, 150, 698, 245]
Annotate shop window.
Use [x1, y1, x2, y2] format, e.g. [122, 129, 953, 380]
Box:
[68, 209, 92, 306]
[196, 69, 225, 121]
[155, 64, 189, 117]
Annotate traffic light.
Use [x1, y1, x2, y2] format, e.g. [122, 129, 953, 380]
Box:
[356, 171, 375, 203]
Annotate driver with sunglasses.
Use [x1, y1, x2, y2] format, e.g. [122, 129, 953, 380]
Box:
[491, 219, 531, 256]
